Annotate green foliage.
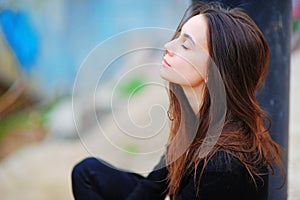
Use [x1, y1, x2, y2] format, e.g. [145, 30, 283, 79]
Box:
[0, 98, 60, 142]
[123, 143, 139, 155]
[293, 19, 299, 32]
[0, 112, 33, 140]
[38, 98, 61, 125]
[117, 76, 145, 96]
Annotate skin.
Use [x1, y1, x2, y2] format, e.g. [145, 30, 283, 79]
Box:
[160, 14, 210, 113]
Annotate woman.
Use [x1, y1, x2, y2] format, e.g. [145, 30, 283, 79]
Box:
[72, 2, 285, 199]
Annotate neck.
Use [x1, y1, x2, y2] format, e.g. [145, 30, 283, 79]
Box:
[182, 83, 205, 115]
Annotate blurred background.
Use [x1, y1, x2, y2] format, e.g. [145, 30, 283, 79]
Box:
[0, 0, 299, 199]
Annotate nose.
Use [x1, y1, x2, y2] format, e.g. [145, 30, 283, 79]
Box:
[164, 41, 174, 57]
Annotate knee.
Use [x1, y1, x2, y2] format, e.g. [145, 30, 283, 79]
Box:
[72, 157, 100, 179]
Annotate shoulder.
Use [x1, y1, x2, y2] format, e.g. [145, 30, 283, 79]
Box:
[181, 150, 247, 188]
[199, 149, 268, 182]
[201, 149, 245, 174]
[179, 150, 269, 199]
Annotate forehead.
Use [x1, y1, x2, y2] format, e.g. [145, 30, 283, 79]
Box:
[181, 14, 208, 49]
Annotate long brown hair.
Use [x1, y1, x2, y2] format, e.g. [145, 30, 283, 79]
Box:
[166, 2, 285, 198]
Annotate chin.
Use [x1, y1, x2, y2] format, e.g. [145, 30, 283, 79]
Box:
[159, 69, 169, 81]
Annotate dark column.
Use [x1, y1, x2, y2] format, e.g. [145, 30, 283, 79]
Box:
[192, 0, 291, 199]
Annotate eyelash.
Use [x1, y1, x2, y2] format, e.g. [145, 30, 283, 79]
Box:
[181, 44, 188, 49]
[180, 37, 190, 50]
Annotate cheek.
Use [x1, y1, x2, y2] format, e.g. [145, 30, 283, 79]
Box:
[177, 58, 204, 86]
[160, 52, 208, 87]
[186, 68, 204, 86]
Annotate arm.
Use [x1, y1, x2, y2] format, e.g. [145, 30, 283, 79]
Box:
[176, 151, 268, 200]
[177, 150, 244, 199]
[176, 170, 244, 200]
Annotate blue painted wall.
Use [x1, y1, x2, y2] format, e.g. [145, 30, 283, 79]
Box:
[0, 0, 188, 97]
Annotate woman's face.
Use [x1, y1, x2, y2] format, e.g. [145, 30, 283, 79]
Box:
[160, 14, 209, 87]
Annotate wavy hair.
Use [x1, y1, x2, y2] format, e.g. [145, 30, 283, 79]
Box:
[165, 2, 285, 198]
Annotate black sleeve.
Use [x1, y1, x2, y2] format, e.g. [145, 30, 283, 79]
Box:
[176, 151, 245, 200]
[126, 155, 169, 200]
[176, 151, 268, 200]
[176, 170, 245, 200]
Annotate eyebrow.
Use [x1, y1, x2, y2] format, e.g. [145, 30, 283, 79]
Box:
[183, 33, 196, 45]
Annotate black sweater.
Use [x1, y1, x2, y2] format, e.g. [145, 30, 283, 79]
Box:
[126, 150, 268, 200]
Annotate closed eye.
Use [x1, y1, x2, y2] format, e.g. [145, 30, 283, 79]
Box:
[181, 44, 188, 49]
[181, 39, 191, 50]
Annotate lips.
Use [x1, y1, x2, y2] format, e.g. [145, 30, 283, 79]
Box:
[162, 58, 171, 67]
